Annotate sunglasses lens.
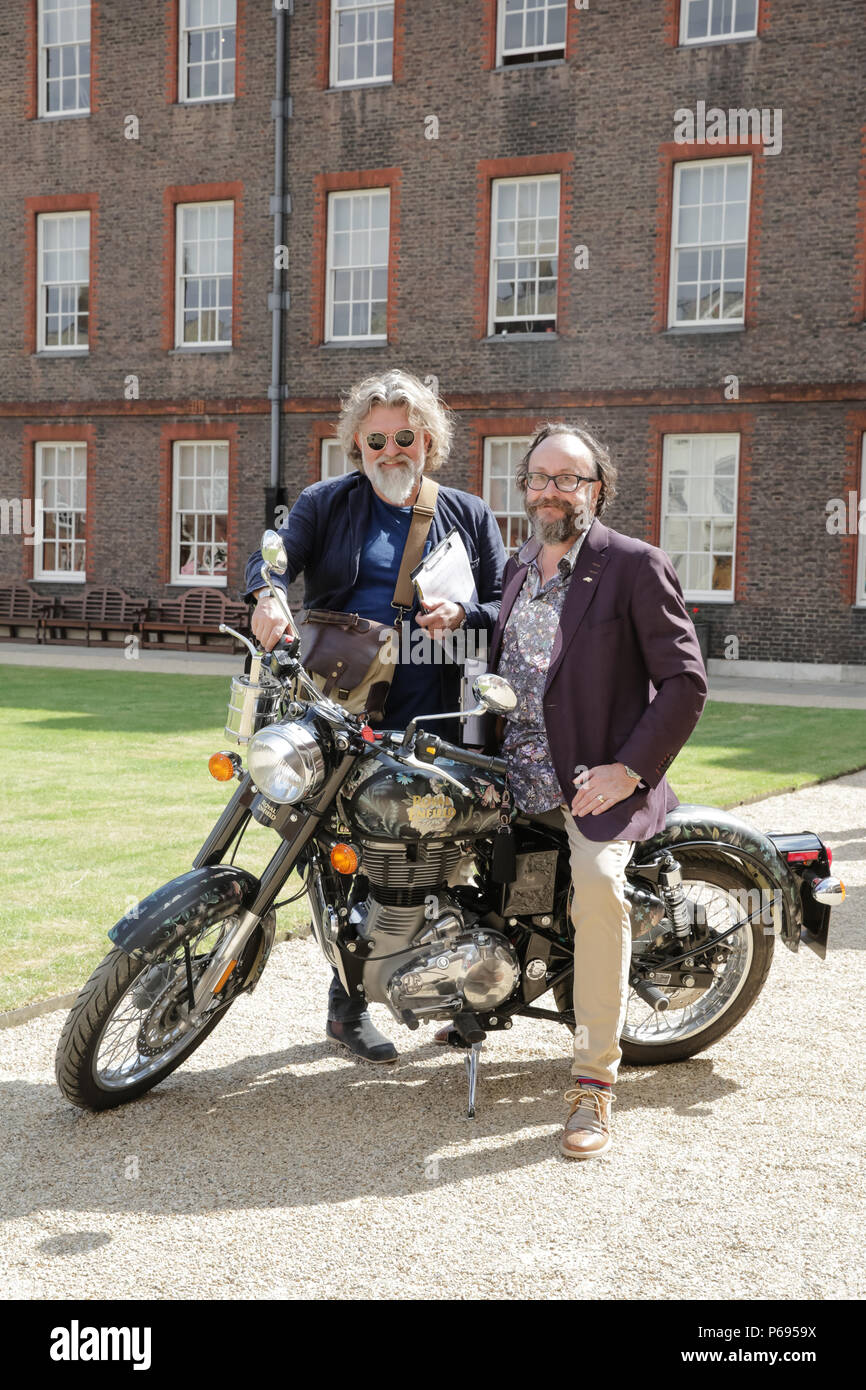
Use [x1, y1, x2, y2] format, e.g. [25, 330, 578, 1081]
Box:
[394, 430, 415, 447]
[366, 434, 387, 451]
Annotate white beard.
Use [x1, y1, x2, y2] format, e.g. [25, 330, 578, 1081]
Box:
[363, 454, 423, 506]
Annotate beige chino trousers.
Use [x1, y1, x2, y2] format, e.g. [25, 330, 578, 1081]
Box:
[560, 807, 633, 1087]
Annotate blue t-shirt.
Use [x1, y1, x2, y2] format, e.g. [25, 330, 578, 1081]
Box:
[349, 491, 443, 729]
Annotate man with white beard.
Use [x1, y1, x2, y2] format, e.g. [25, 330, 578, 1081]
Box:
[245, 369, 505, 1062]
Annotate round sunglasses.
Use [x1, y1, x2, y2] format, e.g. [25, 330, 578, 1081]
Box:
[364, 429, 417, 452]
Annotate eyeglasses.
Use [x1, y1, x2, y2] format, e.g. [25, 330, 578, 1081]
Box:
[523, 471, 598, 494]
[364, 429, 417, 452]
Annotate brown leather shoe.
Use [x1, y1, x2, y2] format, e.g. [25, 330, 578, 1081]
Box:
[560, 1085, 614, 1159]
[433, 1024, 456, 1044]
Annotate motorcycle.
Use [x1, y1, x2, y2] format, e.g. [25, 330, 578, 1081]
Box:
[56, 530, 845, 1117]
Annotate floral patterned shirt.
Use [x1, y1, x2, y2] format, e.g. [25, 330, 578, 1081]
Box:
[498, 529, 590, 813]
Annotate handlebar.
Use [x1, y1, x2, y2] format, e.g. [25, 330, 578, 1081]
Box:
[413, 731, 507, 778]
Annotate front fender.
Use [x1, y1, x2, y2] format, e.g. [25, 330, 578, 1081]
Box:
[108, 865, 260, 964]
[637, 804, 803, 953]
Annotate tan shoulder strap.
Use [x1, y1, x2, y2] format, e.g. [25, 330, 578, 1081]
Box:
[391, 475, 439, 615]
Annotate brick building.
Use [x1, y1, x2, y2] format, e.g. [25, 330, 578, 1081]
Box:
[1, 0, 865, 670]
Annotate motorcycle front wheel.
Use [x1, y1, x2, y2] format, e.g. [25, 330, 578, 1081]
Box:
[55, 907, 269, 1111]
[553, 853, 775, 1065]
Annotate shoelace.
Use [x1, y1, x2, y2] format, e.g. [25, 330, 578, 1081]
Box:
[563, 1087, 616, 1133]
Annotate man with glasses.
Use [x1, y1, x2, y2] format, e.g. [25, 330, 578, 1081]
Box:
[474, 422, 707, 1158]
[245, 369, 505, 1063]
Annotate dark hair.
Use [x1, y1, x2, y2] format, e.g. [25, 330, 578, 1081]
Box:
[516, 422, 617, 517]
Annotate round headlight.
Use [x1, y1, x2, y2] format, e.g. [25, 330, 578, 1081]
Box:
[247, 724, 326, 804]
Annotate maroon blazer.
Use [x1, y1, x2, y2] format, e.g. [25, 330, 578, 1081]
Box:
[490, 520, 708, 843]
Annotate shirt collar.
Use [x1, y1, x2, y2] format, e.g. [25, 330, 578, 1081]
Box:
[530, 519, 594, 582]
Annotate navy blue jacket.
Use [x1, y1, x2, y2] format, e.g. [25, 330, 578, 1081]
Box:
[244, 471, 506, 726]
[245, 470, 504, 632]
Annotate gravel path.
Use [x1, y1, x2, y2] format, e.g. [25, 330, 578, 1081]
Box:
[2, 774, 864, 1301]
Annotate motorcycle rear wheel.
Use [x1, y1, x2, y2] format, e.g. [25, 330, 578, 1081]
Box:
[55, 910, 259, 1110]
[553, 853, 775, 1065]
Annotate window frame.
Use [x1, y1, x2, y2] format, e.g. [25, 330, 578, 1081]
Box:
[33, 440, 87, 582]
[324, 187, 391, 344]
[482, 435, 532, 554]
[170, 439, 230, 587]
[487, 173, 560, 336]
[495, 0, 567, 66]
[173, 199, 234, 349]
[177, 0, 236, 105]
[37, 0, 91, 119]
[329, 0, 394, 89]
[320, 438, 352, 480]
[668, 155, 752, 329]
[660, 431, 740, 603]
[679, 0, 759, 47]
[857, 436, 866, 606]
[36, 209, 90, 353]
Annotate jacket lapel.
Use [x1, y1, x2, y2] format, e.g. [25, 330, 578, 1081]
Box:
[544, 520, 610, 691]
[346, 473, 373, 588]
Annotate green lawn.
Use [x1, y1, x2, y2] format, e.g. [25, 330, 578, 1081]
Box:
[1, 666, 864, 1012]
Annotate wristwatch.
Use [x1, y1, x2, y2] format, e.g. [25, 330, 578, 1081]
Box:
[623, 765, 642, 782]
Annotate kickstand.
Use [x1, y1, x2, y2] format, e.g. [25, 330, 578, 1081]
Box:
[464, 1040, 483, 1118]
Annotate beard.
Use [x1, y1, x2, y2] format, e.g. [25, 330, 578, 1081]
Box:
[527, 493, 596, 545]
[362, 453, 424, 506]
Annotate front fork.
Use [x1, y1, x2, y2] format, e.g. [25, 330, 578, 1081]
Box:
[185, 758, 357, 1019]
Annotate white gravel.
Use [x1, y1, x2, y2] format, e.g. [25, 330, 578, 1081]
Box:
[2, 773, 864, 1301]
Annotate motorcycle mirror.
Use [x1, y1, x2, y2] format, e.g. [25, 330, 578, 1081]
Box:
[261, 529, 288, 576]
[471, 673, 517, 715]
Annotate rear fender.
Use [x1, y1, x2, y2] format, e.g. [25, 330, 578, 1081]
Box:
[635, 804, 803, 953]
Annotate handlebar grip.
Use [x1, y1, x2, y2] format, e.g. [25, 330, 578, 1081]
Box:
[434, 739, 507, 777]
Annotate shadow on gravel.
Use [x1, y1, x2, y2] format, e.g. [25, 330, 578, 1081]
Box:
[0, 1051, 741, 1222]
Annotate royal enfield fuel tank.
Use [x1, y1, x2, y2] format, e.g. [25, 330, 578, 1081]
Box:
[337, 750, 506, 841]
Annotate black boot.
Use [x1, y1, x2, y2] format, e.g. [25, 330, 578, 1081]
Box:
[326, 1015, 399, 1064]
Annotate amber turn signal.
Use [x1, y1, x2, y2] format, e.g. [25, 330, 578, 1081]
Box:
[330, 843, 359, 875]
[209, 751, 239, 782]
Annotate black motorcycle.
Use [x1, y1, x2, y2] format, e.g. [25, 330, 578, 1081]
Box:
[56, 531, 845, 1116]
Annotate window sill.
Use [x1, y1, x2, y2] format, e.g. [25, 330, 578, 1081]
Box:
[35, 110, 90, 122]
[176, 97, 236, 107]
[664, 324, 745, 336]
[483, 332, 559, 343]
[684, 595, 735, 605]
[169, 345, 233, 354]
[320, 338, 388, 349]
[678, 36, 759, 49]
[327, 80, 393, 93]
[34, 349, 89, 358]
[34, 574, 87, 584]
[168, 579, 227, 589]
[492, 57, 566, 72]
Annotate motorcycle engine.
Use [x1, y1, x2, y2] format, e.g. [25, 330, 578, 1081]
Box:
[347, 841, 520, 1022]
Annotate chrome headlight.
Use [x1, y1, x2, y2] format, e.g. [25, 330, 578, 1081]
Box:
[247, 724, 326, 805]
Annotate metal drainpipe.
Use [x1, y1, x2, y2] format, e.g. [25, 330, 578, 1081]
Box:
[266, 2, 290, 527]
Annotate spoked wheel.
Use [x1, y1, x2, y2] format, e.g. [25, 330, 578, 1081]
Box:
[553, 855, 774, 1065]
[56, 910, 265, 1110]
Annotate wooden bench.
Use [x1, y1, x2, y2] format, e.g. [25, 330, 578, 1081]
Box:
[43, 586, 149, 647]
[0, 582, 55, 642]
[141, 588, 249, 651]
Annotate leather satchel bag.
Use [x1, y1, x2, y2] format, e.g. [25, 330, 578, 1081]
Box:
[294, 477, 439, 721]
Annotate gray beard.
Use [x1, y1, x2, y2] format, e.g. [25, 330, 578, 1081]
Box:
[363, 455, 423, 506]
[528, 499, 595, 545]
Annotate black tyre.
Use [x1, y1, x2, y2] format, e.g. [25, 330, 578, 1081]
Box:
[554, 854, 775, 1066]
[55, 909, 262, 1110]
